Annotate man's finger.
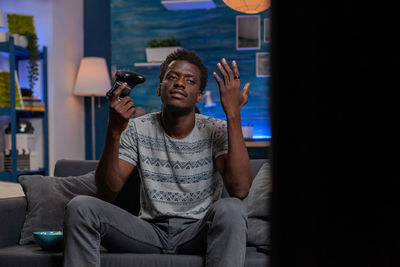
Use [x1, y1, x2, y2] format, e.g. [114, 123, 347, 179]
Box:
[111, 94, 132, 109]
[243, 82, 250, 96]
[232, 60, 240, 80]
[242, 82, 250, 106]
[120, 100, 135, 113]
[112, 82, 127, 101]
[213, 72, 224, 89]
[217, 61, 229, 84]
[221, 58, 233, 78]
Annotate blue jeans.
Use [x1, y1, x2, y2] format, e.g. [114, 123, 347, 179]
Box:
[63, 196, 247, 267]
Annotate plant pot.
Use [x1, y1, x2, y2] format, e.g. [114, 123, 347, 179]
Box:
[18, 35, 28, 48]
[145, 46, 181, 62]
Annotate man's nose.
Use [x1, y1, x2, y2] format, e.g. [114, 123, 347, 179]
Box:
[174, 78, 185, 88]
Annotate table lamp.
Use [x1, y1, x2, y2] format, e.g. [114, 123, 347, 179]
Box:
[73, 57, 110, 159]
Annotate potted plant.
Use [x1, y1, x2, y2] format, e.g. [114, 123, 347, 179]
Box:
[6, 14, 39, 91]
[145, 36, 182, 63]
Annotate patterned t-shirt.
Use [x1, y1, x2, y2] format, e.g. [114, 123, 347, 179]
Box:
[119, 112, 228, 220]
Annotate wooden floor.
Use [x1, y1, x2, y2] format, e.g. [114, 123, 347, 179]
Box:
[0, 181, 25, 198]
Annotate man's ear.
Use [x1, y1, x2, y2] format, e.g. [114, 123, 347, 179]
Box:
[196, 91, 202, 103]
[157, 84, 161, 96]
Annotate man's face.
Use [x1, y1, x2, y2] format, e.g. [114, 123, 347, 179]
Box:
[157, 60, 202, 113]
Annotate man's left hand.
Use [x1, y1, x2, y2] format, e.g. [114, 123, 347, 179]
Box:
[213, 58, 250, 118]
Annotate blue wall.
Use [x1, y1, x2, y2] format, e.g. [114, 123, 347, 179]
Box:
[85, 0, 270, 159]
[110, 0, 270, 139]
[84, 0, 111, 159]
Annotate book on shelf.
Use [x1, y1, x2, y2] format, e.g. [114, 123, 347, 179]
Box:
[0, 70, 24, 108]
[19, 96, 45, 111]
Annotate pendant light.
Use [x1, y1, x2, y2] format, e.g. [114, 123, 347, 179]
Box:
[222, 0, 270, 14]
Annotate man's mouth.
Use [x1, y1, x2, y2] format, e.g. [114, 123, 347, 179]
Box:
[169, 89, 187, 98]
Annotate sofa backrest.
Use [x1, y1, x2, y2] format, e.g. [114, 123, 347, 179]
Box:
[54, 159, 99, 177]
[54, 159, 268, 180]
[54, 158, 268, 213]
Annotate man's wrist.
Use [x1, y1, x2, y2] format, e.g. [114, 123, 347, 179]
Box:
[106, 127, 123, 140]
[225, 112, 241, 121]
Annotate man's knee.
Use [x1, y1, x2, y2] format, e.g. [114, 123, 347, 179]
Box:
[211, 198, 247, 224]
[64, 195, 99, 225]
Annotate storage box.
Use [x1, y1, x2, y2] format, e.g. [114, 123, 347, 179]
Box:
[4, 133, 34, 151]
[4, 149, 30, 171]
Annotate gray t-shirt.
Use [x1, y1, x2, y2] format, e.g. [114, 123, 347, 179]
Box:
[119, 112, 228, 220]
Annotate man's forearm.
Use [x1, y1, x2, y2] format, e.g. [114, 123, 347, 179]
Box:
[95, 130, 124, 201]
[224, 114, 252, 199]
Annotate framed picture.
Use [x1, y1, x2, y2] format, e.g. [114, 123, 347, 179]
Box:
[264, 18, 270, 43]
[256, 53, 270, 77]
[236, 15, 261, 50]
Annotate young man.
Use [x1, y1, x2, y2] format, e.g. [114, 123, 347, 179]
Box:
[63, 49, 252, 267]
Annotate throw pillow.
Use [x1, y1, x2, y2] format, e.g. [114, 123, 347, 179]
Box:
[244, 161, 271, 247]
[18, 171, 97, 245]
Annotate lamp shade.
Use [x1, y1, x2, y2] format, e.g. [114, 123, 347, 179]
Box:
[73, 57, 110, 96]
[223, 0, 270, 14]
[0, 9, 5, 28]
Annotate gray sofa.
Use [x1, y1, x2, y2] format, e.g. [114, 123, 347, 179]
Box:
[0, 159, 269, 267]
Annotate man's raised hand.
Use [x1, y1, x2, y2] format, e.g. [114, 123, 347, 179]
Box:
[213, 58, 249, 119]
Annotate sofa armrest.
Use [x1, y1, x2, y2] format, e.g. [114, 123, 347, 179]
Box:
[250, 159, 268, 179]
[54, 159, 99, 177]
[0, 197, 27, 248]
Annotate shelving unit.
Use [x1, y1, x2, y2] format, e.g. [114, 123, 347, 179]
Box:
[0, 36, 49, 182]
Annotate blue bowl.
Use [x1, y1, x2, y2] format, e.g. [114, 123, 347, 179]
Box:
[33, 231, 63, 251]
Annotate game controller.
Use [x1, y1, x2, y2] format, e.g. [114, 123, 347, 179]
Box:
[106, 70, 146, 99]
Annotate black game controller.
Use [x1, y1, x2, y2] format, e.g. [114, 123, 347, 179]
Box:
[106, 70, 146, 99]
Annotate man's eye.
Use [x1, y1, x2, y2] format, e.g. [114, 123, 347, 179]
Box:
[168, 76, 177, 80]
[187, 79, 195, 84]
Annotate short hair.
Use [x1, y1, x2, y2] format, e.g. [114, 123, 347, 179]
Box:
[159, 48, 208, 93]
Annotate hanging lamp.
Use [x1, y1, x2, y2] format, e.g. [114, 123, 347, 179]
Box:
[222, 0, 270, 14]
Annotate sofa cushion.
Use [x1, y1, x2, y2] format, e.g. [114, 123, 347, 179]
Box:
[18, 171, 97, 245]
[0, 244, 268, 267]
[244, 161, 271, 248]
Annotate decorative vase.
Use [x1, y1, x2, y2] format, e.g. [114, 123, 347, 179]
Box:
[242, 125, 254, 139]
[145, 46, 181, 62]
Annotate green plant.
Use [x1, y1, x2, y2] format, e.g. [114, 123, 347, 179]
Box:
[7, 14, 39, 90]
[26, 33, 39, 90]
[6, 14, 35, 34]
[147, 36, 181, 48]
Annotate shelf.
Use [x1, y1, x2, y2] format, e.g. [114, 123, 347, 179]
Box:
[161, 0, 216, 10]
[0, 107, 11, 115]
[0, 41, 29, 59]
[133, 62, 161, 68]
[0, 107, 45, 115]
[0, 41, 45, 59]
[245, 140, 270, 147]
